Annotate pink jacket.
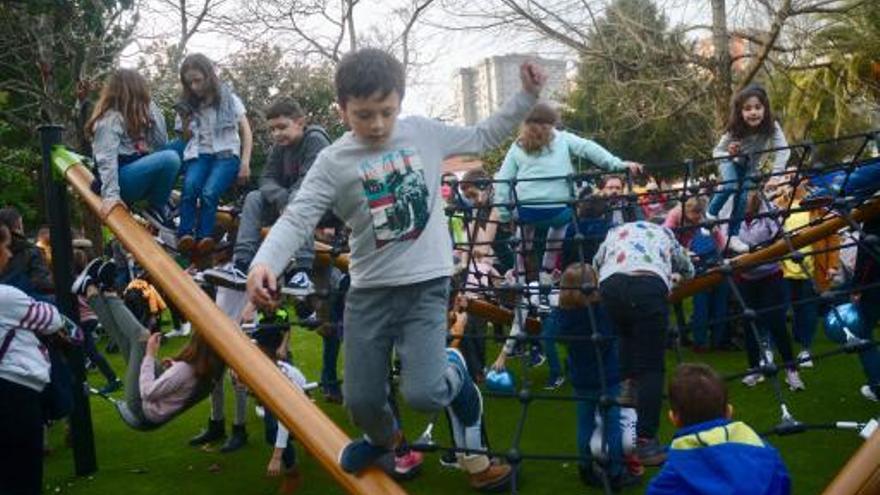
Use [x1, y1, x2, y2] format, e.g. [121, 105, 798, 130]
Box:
[139, 358, 198, 423]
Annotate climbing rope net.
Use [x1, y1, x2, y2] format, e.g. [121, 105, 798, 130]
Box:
[403, 130, 880, 494]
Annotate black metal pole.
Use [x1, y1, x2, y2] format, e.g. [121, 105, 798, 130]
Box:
[38, 124, 97, 475]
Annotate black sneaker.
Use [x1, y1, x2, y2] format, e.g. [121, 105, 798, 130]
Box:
[96, 260, 117, 290]
[71, 257, 103, 295]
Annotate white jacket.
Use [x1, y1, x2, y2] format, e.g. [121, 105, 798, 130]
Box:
[0, 284, 64, 391]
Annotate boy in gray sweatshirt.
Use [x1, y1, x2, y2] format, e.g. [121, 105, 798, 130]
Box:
[246, 48, 546, 491]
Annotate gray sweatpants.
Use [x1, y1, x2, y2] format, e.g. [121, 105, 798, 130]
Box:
[343, 276, 463, 447]
[89, 294, 155, 419]
[234, 189, 315, 270]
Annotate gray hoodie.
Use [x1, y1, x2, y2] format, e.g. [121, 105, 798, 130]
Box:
[252, 91, 537, 288]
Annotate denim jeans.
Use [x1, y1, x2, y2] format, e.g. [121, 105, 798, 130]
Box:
[118, 149, 181, 210]
[542, 310, 563, 380]
[178, 153, 240, 239]
[690, 284, 729, 347]
[234, 189, 315, 269]
[785, 278, 818, 349]
[707, 160, 752, 236]
[576, 383, 622, 476]
[263, 409, 296, 469]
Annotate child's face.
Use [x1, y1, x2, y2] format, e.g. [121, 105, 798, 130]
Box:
[741, 96, 765, 128]
[267, 116, 306, 146]
[183, 69, 207, 98]
[339, 90, 401, 148]
[684, 205, 704, 224]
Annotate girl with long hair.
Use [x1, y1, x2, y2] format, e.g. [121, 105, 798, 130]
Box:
[87, 68, 181, 223]
[707, 84, 789, 235]
[494, 103, 642, 284]
[175, 53, 253, 258]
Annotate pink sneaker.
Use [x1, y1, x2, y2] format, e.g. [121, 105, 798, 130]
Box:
[394, 450, 424, 480]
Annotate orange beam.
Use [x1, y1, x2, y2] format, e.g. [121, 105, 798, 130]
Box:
[822, 429, 880, 495]
[670, 199, 880, 303]
[62, 164, 405, 495]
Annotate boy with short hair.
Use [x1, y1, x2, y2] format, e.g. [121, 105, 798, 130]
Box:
[247, 48, 546, 490]
[647, 363, 791, 495]
[207, 97, 330, 294]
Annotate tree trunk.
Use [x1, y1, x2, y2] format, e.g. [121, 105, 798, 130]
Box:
[711, 0, 732, 131]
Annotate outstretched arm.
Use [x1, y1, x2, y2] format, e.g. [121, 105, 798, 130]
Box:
[435, 62, 546, 157]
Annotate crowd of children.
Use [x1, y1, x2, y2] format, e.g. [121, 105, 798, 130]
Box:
[5, 46, 880, 495]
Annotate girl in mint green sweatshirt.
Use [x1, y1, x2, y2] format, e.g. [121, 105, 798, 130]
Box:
[494, 103, 642, 278]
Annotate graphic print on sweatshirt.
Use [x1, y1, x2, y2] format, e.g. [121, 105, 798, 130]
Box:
[359, 148, 431, 248]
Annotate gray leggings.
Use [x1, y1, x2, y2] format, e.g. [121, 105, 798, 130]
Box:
[89, 294, 156, 419]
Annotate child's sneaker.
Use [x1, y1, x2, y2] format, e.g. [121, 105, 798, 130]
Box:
[800, 186, 836, 210]
[71, 257, 103, 295]
[797, 350, 814, 368]
[282, 270, 315, 297]
[338, 437, 390, 473]
[785, 369, 806, 391]
[467, 461, 513, 492]
[741, 373, 765, 387]
[392, 449, 424, 480]
[446, 348, 481, 426]
[439, 450, 461, 469]
[860, 385, 878, 402]
[203, 264, 248, 289]
[635, 437, 666, 466]
[544, 375, 565, 391]
[254, 405, 265, 419]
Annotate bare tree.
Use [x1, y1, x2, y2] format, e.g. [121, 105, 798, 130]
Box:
[139, 0, 231, 64]
[438, 0, 869, 129]
[210, 0, 438, 70]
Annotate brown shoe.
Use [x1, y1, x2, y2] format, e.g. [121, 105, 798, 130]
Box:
[468, 461, 513, 492]
[196, 237, 216, 256]
[278, 466, 302, 494]
[178, 235, 195, 254]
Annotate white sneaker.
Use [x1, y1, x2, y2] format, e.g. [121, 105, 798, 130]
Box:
[255, 405, 265, 418]
[203, 265, 248, 289]
[797, 350, 814, 369]
[180, 322, 192, 336]
[860, 385, 878, 402]
[742, 373, 765, 387]
[785, 370, 805, 391]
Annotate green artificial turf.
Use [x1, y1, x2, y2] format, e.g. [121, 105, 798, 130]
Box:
[44, 317, 877, 495]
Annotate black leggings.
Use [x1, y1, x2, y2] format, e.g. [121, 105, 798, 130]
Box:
[600, 273, 669, 439]
[737, 274, 795, 370]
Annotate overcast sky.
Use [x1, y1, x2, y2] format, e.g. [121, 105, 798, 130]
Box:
[124, 0, 709, 117]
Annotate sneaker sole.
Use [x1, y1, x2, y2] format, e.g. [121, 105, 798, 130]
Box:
[471, 465, 515, 493]
[202, 271, 246, 290]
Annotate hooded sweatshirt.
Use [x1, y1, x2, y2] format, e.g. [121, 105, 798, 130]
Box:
[648, 418, 791, 495]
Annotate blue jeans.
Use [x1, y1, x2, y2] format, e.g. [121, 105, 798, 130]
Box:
[178, 153, 240, 239]
[542, 310, 563, 380]
[690, 284, 729, 347]
[785, 278, 817, 349]
[576, 384, 622, 476]
[264, 409, 296, 469]
[707, 160, 752, 236]
[118, 150, 181, 210]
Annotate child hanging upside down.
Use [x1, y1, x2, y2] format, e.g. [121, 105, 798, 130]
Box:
[72, 258, 224, 427]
